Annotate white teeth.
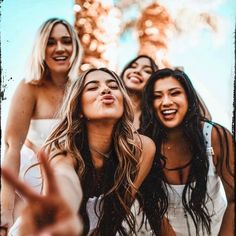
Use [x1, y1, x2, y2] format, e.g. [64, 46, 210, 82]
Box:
[162, 109, 176, 115]
[54, 56, 67, 61]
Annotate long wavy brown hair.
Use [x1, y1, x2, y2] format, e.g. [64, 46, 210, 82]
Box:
[44, 68, 142, 235]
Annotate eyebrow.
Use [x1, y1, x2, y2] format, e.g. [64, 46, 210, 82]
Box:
[83, 79, 117, 88]
[153, 87, 182, 93]
[48, 36, 71, 40]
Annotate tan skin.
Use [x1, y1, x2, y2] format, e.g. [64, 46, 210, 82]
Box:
[1, 70, 157, 235]
[153, 76, 234, 235]
[122, 57, 153, 130]
[1, 23, 74, 234]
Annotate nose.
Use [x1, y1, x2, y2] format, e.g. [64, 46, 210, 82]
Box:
[133, 66, 142, 75]
[55, 42, 65, 52]
[101, 87, 111, 95]
[162, 95, 173, 106]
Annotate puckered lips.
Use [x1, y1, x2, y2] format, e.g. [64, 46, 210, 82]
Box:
[101, 94, 115, 105]
[161, 109, 177, 120]
[128, 73, 143, 84]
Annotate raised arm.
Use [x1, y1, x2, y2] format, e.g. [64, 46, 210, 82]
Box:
[1, 151, 83, 236]
[132, 134, 156, 194]
[212, 124, 235, 236]
[1, 80, 36, 230]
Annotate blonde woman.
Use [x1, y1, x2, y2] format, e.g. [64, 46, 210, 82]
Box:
[1, 68, 156, 235]
[1, 18, 82, 234]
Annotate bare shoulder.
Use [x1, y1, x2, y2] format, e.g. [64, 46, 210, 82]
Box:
[134, 133, 156, 163]
[211, 122, 234, 166]
[135, 133, 156, 153]
[49, 150, 76, 169]
[211, 123, 233, 151]
[132, 134, 156, 191]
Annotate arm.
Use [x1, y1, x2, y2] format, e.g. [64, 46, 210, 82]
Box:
[1, 151, 83, 236]
[135, 135, 176, 236]
[1, 80, 36, 230]
[132, 134, 156, 194]
[211, 125, 235, 236]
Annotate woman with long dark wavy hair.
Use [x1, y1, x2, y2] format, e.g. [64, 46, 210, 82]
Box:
[140, 68, 234, 235]
[1, 68, 156, 236]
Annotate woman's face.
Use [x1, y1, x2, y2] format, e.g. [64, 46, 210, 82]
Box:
[45, 23, 73, 75]
[123, 57, 153, 92]
[152, 76, 188, 129]
[81, 70, 124, 122]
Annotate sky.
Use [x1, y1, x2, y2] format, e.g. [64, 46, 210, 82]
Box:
[1, 0, 236, 132]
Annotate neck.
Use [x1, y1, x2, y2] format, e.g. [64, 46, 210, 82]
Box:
[87, 121, 114, 153]
[165, 127, 185, 142]
[49, 71, 68, 88]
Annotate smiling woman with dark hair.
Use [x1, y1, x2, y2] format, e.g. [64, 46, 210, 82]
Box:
[120, 55, 159, 131]
[140, 68, 234, 236]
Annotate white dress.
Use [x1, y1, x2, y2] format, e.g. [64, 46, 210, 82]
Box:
[165, 123, 227, 236]
[8, 119, 59, 236]
[130, 122, 227, 236]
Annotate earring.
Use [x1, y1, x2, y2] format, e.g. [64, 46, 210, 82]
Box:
[80, 114, 84, 118]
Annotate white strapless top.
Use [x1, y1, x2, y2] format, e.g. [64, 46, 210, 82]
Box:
[26, 119, 60, 147]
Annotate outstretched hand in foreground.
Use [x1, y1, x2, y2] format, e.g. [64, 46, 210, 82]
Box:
[1, 151, 83, 236]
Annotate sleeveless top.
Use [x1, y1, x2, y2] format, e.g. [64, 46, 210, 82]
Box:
[19, 119, 60, 193]
[26, 119, 60, 147]
[9, 119, 60, 235]
[165, 122, 227, 236]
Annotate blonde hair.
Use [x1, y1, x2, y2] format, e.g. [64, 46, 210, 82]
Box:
[25, 18, 83, 84]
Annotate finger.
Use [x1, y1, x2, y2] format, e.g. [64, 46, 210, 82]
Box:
[38, 215, 83, 236]
[38, 150, 58, 194]
[1, 167, 40, 201]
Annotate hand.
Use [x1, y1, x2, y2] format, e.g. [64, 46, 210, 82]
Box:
[0, 210, 13, 236]
[161, 217, 176, 236]
[1, 151, 83, 236]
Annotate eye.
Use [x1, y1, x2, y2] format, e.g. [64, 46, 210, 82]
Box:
[108, 81, 119, 89]
[62, 37, 72, 45]
[153, 94, 162, 99]
[144, 69, 152, 74]
[47, 38, 55, 46]
[87, 86, 98, 91]
[171, 91, 181, 96]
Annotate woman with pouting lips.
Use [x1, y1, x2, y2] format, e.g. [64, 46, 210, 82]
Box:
[140, 68, 234, 235]
[1, 68, 157, 236]
[1, 18, 83, 235]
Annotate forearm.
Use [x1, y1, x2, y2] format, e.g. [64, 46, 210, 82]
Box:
[218, 202, 234, 236]
[1, 147, 21, 226]
[45, 160, 83, 213]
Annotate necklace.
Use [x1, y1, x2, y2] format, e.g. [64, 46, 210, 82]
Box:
[90, 146, 112, 159]
[164, 159, 193, 171]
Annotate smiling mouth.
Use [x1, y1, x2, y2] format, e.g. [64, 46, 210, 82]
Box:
[161, 109, 177, 120]
[53, 56, 68, 61]
[128, 74, 143, 84]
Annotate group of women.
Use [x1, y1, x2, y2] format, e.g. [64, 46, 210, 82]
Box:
[1, 17, 234, 236]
